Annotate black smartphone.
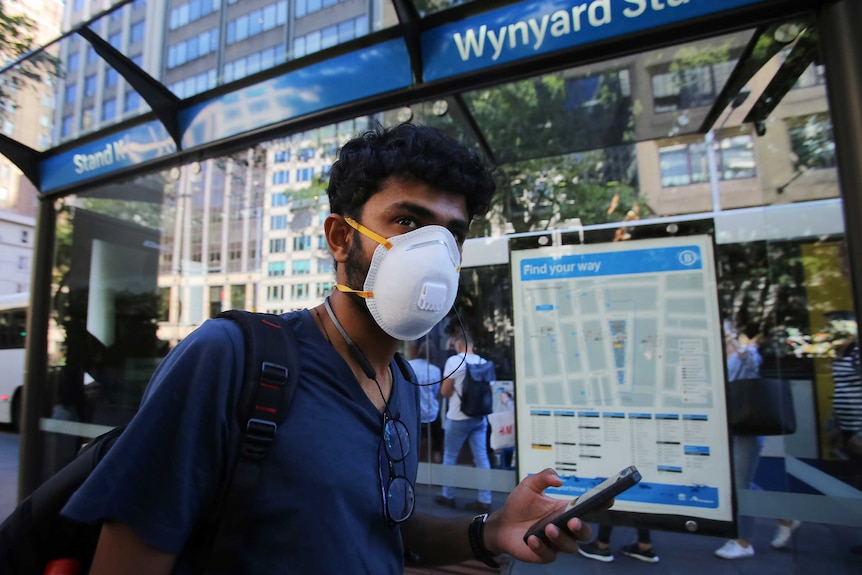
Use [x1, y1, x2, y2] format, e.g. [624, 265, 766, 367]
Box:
[523, 465, 642, 544]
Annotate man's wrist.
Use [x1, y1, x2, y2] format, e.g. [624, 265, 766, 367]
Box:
[468, 513, 500, 568]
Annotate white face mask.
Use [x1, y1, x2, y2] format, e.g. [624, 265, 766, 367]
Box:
[336, 216, 461, 340]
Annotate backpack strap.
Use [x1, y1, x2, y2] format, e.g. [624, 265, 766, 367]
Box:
[200, 311, 300, 575]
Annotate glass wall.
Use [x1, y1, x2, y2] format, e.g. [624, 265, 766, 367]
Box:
[35, 14, 861, 535]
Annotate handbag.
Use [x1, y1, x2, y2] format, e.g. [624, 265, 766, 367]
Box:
[487, 410, 515, 451]
[727, 378, 797, 435]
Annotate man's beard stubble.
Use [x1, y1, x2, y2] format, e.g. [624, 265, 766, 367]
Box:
[342, 231, 374, 319]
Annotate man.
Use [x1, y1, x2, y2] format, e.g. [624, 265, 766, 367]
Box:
[63, 123, 591, 574]
[436, 330, 494, 513]
[408, 339, 444, 464]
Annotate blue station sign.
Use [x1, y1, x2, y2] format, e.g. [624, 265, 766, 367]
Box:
[422, 0, 771, 81]
[40, 120, 176, 193]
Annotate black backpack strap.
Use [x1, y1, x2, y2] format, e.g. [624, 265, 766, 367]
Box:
[200, 311, 300, 575]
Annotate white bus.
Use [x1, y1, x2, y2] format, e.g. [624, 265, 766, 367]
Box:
[0, 292, 27, 431]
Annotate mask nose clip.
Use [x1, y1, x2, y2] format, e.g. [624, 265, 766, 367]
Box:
[417, 282, 448, 312]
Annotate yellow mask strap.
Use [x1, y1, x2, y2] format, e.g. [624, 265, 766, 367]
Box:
[334, 284, 373, 299]
[344, 216, 392, 249]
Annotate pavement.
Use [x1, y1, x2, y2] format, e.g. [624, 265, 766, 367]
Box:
[2, 428, 861, 573]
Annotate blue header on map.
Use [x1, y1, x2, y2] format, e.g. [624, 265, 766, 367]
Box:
[422, 0, 768, 82]
[519, 245, 703, 281]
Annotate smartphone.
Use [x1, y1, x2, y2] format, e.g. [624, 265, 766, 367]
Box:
[523, 465, 642, 544]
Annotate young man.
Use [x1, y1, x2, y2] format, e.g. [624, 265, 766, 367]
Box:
[436, 330, 494, 513]
[62, 124, 592, 574]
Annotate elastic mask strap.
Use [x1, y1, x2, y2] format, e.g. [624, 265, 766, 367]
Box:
[344, 216, 392, 249]
[335, 284, 373, 299]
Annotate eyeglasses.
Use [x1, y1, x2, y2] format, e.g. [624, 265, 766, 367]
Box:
[379, 411, 415, 526]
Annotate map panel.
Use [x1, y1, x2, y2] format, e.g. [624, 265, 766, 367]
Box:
[512, 236, 733, 523]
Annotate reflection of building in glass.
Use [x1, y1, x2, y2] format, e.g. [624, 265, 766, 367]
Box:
[0, 0, 61, 216]
[53, 0, 390, 341]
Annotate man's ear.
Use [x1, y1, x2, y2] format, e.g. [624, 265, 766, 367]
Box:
[324, 214, 352, 264]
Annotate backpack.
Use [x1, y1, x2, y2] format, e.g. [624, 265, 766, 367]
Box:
[0, 310, 300, 575]
[457, 359, 496, 417]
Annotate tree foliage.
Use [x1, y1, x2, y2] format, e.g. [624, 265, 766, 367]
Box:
[0, 2, 60, 116]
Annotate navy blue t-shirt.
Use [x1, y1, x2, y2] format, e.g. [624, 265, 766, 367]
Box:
[62, 310, 420, 574]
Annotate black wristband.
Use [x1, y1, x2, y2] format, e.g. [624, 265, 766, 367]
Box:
[468, 513, 500, 568]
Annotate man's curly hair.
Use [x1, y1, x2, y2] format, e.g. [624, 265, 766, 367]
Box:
[327, 123, 496, 221]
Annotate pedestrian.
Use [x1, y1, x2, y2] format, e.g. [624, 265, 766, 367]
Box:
[716, 321, 763, 560]
[61, 123, 592, 574]
[436, 330, 496, 513]
[578, 526, 659, 564]
[408, 339, 444, 462]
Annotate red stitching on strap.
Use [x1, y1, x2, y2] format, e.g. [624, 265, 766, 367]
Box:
[260, 382, 280, 390]
[261, 319, 282, 329]
[255, 405, 277, 414]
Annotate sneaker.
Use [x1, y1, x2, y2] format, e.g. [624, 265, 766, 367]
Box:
[578, 541, 614, 562]
[621, 542, 660, 563]
[464, 501, 491, 513]
[771, 520, 801, 549]
[715, 539, 755, 559]
[434, 495, 455, 508]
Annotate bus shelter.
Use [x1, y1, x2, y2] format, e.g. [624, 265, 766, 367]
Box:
[2, 0, 861, 552]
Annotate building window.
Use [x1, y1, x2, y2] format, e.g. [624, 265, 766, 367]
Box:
[267, 285, 284, 300]
[64, 84, 77, 104]
[124, 90, 141, 112]
[102, 98, 116, 121]
[271, 192, 288, 206]
[658, 133, 756, 187]
[291, 283, 309, 299]
[315, 282, 333, 298]
[84, 75, 97, 97]
[317, 258, 333, 274]
[105, 68, 119, 88]
[270, 238, 286, 253]
[651, 59, 737, 113]
[130, 21, 146, 43]
[61, 115, 73, 137]
[81, 106, 94, 129]
[109, 32, 122, 50]
[268, 262, 286, 277]
[68, 52, 80, 73]
[293, 236, 312, 251]
[271, 214, 288, 230]
[87, 45, 98, 64]
[291, 260, 311, 275]
[226, 1, 288, 45]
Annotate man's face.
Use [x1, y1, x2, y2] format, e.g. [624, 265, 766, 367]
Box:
[342, 177, 470, 297]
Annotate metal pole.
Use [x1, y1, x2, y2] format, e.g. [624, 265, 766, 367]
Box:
[18, 197, 57, 500]
[817, 0, 862, 325]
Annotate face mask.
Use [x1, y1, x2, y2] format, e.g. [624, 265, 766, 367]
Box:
[336, 216, 461, 340]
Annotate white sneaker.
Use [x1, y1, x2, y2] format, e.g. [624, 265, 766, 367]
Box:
[715, 539, 755, 559]
[771, 520, 801, 549]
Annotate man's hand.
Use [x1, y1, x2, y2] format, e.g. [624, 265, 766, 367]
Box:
[483, 468, 593, 563]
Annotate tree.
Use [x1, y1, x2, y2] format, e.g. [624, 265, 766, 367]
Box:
[0, 3, 60, 117]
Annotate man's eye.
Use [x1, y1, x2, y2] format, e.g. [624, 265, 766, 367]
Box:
[396, 217, 418, 228]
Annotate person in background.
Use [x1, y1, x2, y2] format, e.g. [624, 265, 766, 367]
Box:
[408, 339, 443, 462]
[435, 330, 495, 513]
[578, 526, 659, 564]
[715, 322, 764, 560]
[829, 328, 862, 555]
